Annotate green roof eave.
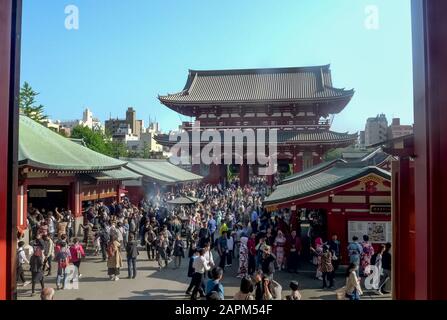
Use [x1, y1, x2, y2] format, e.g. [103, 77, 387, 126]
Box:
[122, 158, 203, 185]
[263, 166, 390, 206]
[19, 115, 126, 172]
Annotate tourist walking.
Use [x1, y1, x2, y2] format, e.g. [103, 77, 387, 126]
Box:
[361, 235, 375, 276]
[173, 234, 185, 269]
[247, 233, 256, 275]
[260, 246, 277, 281]
[237, 236, 249, 278]
[347, 236, 363, 276]
[345, 263, 363, 300]
[30, 246, 45, 296]
[377, 242, 392, 295]
[156, 234, 169, 270]
[17, 241, 31, 287]
[107, 235, 123, 281]
[126, 233, 139, 279]
[42, 234, 54, 276]
[191, 248, 211, 300]
[144, 225, 156, 261]
[320, 245, 334, 289]
[69, 238, 85, 278]
[205, 267, 224, 300]
[217, 231, 229, 270]
[55, 241, 71, 290]
[234, 276, 254, 300]
[273, 230, 287, 271]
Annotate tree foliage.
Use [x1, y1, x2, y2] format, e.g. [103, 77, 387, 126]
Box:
[19, 82, 48, 124]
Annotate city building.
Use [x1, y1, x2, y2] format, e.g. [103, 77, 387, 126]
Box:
[59, 108, 104, 134]
[388, 118, 413, 139]
[105, 107, 144, 138]
[359, 130, 365, 146]
[364, 113, 388, 146]
[156, 65, 358, 185]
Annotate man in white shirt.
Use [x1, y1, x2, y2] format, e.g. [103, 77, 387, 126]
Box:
[191, 248, 211, 300]
[17, 241, 31, 286]
[226, 232, 235, 267]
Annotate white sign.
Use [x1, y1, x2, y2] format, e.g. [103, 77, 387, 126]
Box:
[348, 221, 391, 243]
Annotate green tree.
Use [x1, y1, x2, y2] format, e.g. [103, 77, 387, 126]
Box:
[108, 140, 128, 158]
[71, 125, 111, 155]
[323, 148, 344, 161]
[142, 141, 151, 159]
[19, 82, 48, 123]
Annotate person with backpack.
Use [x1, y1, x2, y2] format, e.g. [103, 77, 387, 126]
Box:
[107, 234, 123, 281]
[126, 233, 139, 279]
[55, 241, 71, 290]
[17, 241, 31, 287]
[205, 267, 224, 300]
[30, 245, 45, 296]
[69, 238, 85, 278]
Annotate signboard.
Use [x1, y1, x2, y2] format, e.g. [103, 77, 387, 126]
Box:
[29, 189, 47, 198]
[370, 205, 391, 215]
[348, 221, 392, 243]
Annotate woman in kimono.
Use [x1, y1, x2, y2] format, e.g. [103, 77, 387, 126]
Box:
[310, 237, 324, 280]
[237, 236, 249, 278]
[361, 235, 375, 276]
[273, 230, 287, 270]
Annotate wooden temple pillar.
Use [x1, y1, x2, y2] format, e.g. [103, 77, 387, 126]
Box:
[392, 158, 415, 299]
[410, 0, 447, 300]
[0, 0, 21, 300]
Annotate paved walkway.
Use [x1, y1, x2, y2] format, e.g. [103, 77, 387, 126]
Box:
[17, 248, 391, 300]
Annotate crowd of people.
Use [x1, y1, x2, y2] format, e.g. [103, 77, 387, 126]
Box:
[16, 177, 392, 300]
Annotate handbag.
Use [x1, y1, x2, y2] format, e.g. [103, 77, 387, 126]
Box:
[336, 286, 347, 300]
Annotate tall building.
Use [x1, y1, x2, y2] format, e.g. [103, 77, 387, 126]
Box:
[359, 130, 365, 146]
[364, 114, 388, 146]
[388, 118, 413, 139]
[47, 108, 103, 136]
[105, 107, 143, 138]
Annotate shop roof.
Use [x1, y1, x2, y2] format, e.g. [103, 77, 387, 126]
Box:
[19, 115, 126, 172]
[123, 158, 203, 185]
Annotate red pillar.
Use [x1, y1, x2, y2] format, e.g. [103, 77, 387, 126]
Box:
[293, 153, 303, 173]
[0, 0, 21, 300]
[392, 159, 415, 299]
[411, 0, 447, 299]
[239, 164, 249, 187]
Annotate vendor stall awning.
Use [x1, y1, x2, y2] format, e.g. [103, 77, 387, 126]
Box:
[122, 158, 203, 184]
[19, 115, 126, 172]
[167, 196, 204, 205]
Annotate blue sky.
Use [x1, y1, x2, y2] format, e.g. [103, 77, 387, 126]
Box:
[21, 0, 413, 133]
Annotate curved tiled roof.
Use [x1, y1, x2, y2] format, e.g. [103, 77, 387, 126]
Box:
[281, 159, 348, 184]
[154, 130, 358, 146]
[19, 115, 126, 171]
[263, 165, 391, 206]
[159, 65, 354, 105]
[122, 158, 203, 185]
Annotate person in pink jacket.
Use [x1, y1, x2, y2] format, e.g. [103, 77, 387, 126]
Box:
[69, 238, 86, 277]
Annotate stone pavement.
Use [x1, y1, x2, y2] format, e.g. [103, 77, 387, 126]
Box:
[17, 248, 391, 301]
